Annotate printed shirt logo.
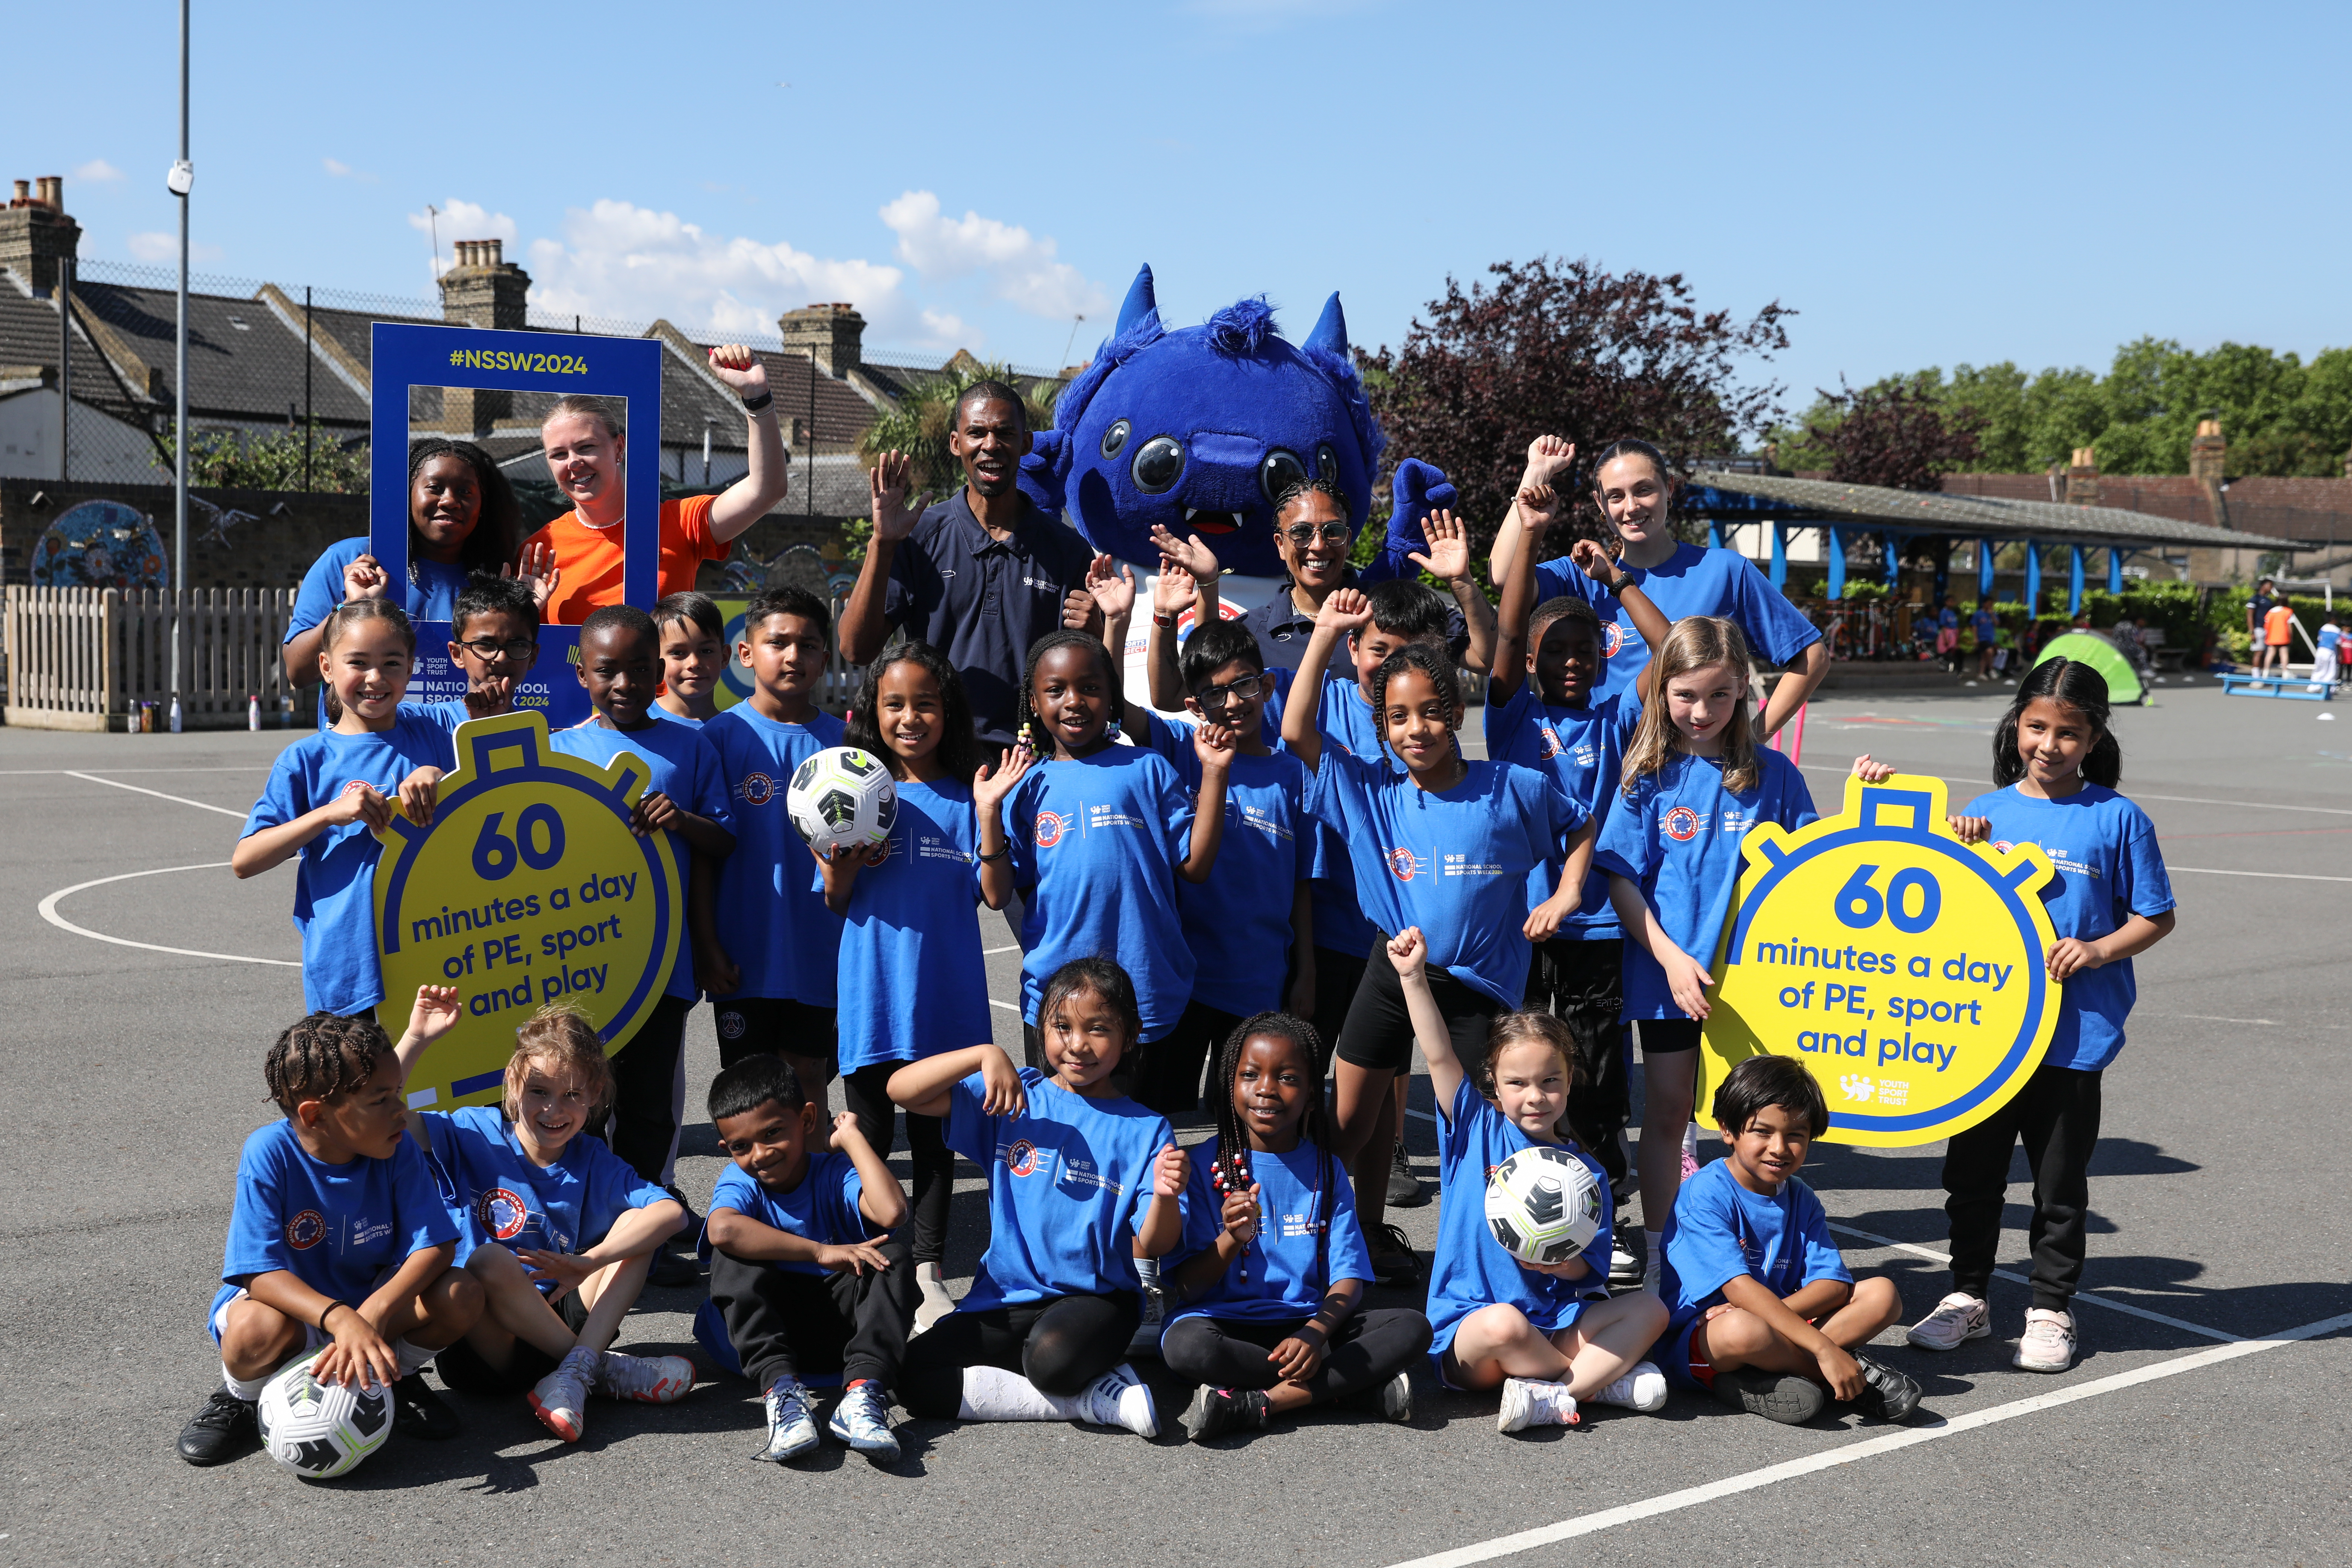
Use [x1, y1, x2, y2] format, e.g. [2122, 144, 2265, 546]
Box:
[1034, 810, 1068, 848]
[340, 779, 372, 799]
[286, 1209, 326, 1249]
[1005, 1139, 1042, 1178]
[869, 832, 895, 866]
[740, 772, 775, 806]
[1386, 846, 1420, 881]
[1537, 725, 1564, 760]
[1663, 806, 1704, 841]
[476, 1187, 530, 1241]
[1601, 621, 1626, 658]
[718, 1008, 747, 1040]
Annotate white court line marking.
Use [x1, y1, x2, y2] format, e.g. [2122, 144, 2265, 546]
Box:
[1793, 761, 2352, 817]
[2167, 864, 2352, 883]
[1822, 1220, 2237, 1343]
[38, 863, 299, 968]
[1385, 1308, 2352, 1568]
[62, 771, 245, 818]
[990, 1000, 1019, 1012]
[984, 945, 1020, 955]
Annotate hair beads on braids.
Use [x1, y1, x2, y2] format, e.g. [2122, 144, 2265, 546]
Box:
[264, 1012, 392, 1116]
[1210, 1012, 1336, 1288]
[1013, 627, 1121, 754]
[1367, 642, 1465, 771]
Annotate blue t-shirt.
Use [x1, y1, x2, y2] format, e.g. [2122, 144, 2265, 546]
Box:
[241, 709, 456, 1016]
[1143, 716, 1324, 1016]
[1595, 748, 1818, 1022]
[650, 704, 703, 726]
[704, 1152, 878, 1278]
[1964, 783, 2175, 1072]
[550, 717, 736, 1001]
[1658, 1157, 1850, 1337]
[1297, 671, 1390, 962]
[2319, 625, 2340, 654]
[1425, 1077, 1611, 1359]
[702, 706, 846, 1004]
[1483, 682, 1629, 940]
[1534, 543, 1822, 702]
[1007, 747, 1195, 1039]
[289, 538, 473, 729]
[211, 1119, 458, 1330]
[943, 1068, 1172, 1312]
[823, 777, 992, 1072]
[1167, 1138, 1372, 1327]
[1302, 748, 1584, 1008]
[1972, 608, 1999, 645]
[415, 1105, 667, 1271]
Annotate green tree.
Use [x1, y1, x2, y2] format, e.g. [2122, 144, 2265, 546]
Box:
[153, 421, 368, 492]
[857, 361, 1062, 492]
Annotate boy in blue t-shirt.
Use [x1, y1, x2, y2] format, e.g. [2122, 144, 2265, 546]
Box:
[1654, 1056, 1916, 1426]
[423, 573, 541, 728]
[176, 1013, 482, 1466]
[699, 1054, 916, 1465]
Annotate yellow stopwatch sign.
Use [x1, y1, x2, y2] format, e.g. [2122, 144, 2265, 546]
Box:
[1699, 771, 2062, 1147]
[372, 711, 683, 1111]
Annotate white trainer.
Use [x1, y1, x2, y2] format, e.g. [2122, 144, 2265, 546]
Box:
[529, 1346, 598, 1442]
[1589, 1360, 1668, 1413]
[1083, 1363, 1158, 1438]
[1906, 1291, 1992, 1351]
[596, 1349, 694, 1405]
[913, 1264, 957, 1335]
[1495, 1376, 1578, 1433]
[2013, 1308, 2077, 1373]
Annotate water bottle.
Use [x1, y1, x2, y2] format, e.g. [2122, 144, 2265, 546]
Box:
[169, 697, 183, 734]
[248, 694, 260, 731]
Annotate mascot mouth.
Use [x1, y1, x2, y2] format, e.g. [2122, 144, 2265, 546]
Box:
[1184, 507, 1242, 535]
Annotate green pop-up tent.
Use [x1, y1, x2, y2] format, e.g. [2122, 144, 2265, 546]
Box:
[2033, 629, 2146, 705]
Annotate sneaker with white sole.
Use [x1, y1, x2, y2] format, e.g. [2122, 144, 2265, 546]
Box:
[1371, 1367, 1413, 1423]
[2013, 1308, 2077, 1373]
[826, 1379, 900, 1461]
[596, 1349, 695, 1405]
[1126, 1290, 1166, 1360]
[1588, 1360, 1668, 1413]
[1906, 1291, 1992, 1351]
[1082, 1363, 1158, 1437]
[1495, 1376, 1578, 1433]
[528, 1347, 598, 1442]
[756, 1378, 823, 1462]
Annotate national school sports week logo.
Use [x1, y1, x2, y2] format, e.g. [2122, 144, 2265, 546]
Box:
[476, 1187, 530, 1241]
[1005, 1139, 1043, 1178]
[1386, 846, 1420, 881]
[1663, 806, 1704, 841]
[286, 1210, 326, 1249]
[739, 772, 776, 807]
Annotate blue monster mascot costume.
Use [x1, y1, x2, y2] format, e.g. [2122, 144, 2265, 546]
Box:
[1019, 263, 1458, 695]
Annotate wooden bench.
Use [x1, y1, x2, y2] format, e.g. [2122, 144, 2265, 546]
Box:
[2219, 671, 2334, 702]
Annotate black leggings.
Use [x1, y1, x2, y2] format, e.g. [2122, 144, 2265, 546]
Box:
[898, 1292, 1141, 1418]
[606, 994, 693, 1185]
[1159, 1309, 1431, 1404]
[1132, 998, 1243, 1117]
[840, 1063, 952, 1266]
[1943, 1063, 2103, 1311]
[1526, 938, 1630, 1206]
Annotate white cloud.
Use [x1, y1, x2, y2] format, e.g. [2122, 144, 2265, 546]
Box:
[408, 198, 518, 274]
[126, 231, 223, 263]
[73, 159, 124, 184]
[878, 191, 1108, 320]
[323, 158, 378, 183]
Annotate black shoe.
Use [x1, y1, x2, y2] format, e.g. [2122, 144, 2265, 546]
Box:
[1607, 1223, 1646, 1294]
[663, 1182, 704, 1234]
[392, 1373, 461, 1441]
[1386, 1141, 1428, 1208]
[647, 1246, 700, 1288]
[1367, 1221, 1421, 1287]
[176, 1390, 258, 1466]
[1846, 1354, 1922, 1422]
[1710, 1368, 1825, 1425]
[1183, 1385, 1269, 1442]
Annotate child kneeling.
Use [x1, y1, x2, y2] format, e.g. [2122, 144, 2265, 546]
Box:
[699, 1054, 918, 1464]
[1655, 1055, 1919, 1424]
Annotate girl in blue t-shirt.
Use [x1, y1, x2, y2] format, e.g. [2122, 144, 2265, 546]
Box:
[821, 642, 1023, 1325]
[1597, 614, 1818, 1289]
[1159, 1010, 1432, 1441]
[1898, 657, 2175, 1376]
[999, 628, 1232, 1056]
[234, 599, 454, 1018]
[390, 991, 691, 1442]
[888, 958, 1186, 1438]
[1392, 928, 1669, 1432]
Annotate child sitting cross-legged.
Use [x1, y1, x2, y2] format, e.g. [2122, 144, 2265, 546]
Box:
[699, 1053, 919, 1465]
[1654, 1054, 1920, 1425]
[390, 992, 694, 1443]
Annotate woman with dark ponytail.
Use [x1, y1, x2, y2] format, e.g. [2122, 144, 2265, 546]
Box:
[1895, 656, 2176, 1376]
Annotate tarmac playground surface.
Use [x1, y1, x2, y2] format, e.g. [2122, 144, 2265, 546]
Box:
[0, 676, 2345, 1566]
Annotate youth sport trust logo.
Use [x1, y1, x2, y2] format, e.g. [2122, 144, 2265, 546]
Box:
[1663, 806, 1704, 841]
[476, 1187, 530, 1241]
[285, 1210, 326, 1249]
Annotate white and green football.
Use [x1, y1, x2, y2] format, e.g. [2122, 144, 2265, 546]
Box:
[255, 1348, 391, 1479]
[786, 746, 898, 856]
[1483, 1144, 1604, 1267]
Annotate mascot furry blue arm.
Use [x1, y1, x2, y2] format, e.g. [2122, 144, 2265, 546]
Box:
[1019, 263, 1448, 591]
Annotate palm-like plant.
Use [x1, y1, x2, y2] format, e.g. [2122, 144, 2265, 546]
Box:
[857, 360, 1062, 492]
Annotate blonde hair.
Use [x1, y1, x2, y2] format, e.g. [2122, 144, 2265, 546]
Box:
[541, 394, 623, 446]
[501, 1004, 613, 1125]
[1621, 615, 1759, 796]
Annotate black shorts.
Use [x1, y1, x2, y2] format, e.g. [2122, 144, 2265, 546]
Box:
[1632, 1018, 1702, 1055]
[712, 997, 839, 1077]
[1333, 939, 1501, 1074]
[434, 1289, 589, 1395]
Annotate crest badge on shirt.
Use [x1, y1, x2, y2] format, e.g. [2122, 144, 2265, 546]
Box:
[1034, 810, 1069, 848]
[1386, 846, 1420, 881]
[477, 1187, 531, 1241]
[1005, 1139, 1043, 1178]
[286, 1209, 327, 1250]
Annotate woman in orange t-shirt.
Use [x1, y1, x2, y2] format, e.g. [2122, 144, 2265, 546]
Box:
[525, 344, 789, 624]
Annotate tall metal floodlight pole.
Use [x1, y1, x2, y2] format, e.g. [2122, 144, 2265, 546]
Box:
[167, 0, 193, 727]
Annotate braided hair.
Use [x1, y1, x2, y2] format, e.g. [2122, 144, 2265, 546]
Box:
[1013, 627, 1120, 754]
[1367, 641, 1465, 769]
[1208, 1012, 1337, 1292]
[264, 1012, 391, 1116]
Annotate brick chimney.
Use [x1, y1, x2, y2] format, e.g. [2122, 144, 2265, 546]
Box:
[437, 239, 532, 435]
[0, 174, 80, 296]
[779, 302, 864, 378]
[2065, 446, 2100, 507]
[2189, 416, 2226, 483]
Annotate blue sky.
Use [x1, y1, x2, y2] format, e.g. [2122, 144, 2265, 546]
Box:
[14, 0, 2349, 437]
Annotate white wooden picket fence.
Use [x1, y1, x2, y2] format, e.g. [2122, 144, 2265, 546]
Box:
[2, 586, 297, 731]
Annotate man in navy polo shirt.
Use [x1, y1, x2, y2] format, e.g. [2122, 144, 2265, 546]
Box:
[841, 381, 1101, 757]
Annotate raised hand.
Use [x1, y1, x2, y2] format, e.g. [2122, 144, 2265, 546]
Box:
[1148, 523, 1221, 585]
[405, 983, 463, 1046]
[1220, 1182, 1263, 1246]
[1152, 556, 1199, 618]
[1315, 585, 1374, 636]
[343, 553, 388, 603]
[869, 450, 923, 543]
[1568, 537, 1623, 588]
[707, 343, 769, 398]
[978, 1045, 1028, 1117]
[505, 541, 560, 612]
[463, 672, 515, 718]
[1523, 434, 1577, 487]
[972, 740, 1035, 815]
[1152, 1141, 1189, 1199]
[1385, 924, 1430, 980]
[1085, 555, 1138, 623]
[1516, 482, 1563, 535]
[1191, 720, 1236, 776]
[1406, 508, 1471, 583]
